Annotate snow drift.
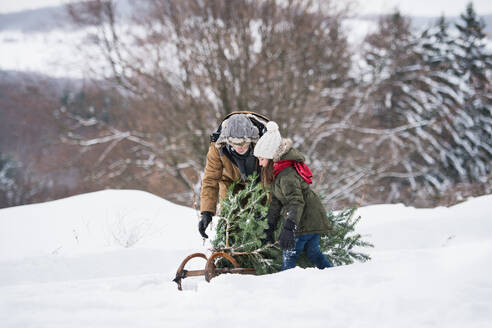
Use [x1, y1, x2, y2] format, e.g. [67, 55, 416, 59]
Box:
[0, 190, 491, 328]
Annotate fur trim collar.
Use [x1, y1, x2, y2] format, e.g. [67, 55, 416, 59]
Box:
[273, 138, 293, 162]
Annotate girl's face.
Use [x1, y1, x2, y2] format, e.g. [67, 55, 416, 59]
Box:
[258, 157, 270, 167]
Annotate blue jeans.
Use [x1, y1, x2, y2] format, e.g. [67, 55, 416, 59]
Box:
[281, 233, 333, 271]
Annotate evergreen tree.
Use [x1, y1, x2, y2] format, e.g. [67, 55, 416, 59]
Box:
[211, 174, 373, 274]
[211, 174, 269, 252]
[449, 2, 492, 182]
[320, 207, 373, 266]
[360, 7, 492, 198]
[363, 11, 422, 129]
[211, 174, 282, 274]
[418, 4, 492, 186]
[361, 11, 445, 194]
[455, 3, 492, 86]
[416, 15, 471, 191]
[0, 153, 15, 191]
[0, 153, 22, 208]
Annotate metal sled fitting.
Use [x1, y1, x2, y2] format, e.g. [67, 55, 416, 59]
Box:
[173, 250, 256, 291]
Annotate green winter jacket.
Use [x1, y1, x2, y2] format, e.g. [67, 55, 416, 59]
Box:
[267, 140, 332, 236]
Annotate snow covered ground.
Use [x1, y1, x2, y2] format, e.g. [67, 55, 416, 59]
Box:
[0, 189, 491, 328]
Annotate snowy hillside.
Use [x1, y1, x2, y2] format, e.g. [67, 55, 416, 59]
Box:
[1, 1, 491, 79]
[0, 190, 491, 327]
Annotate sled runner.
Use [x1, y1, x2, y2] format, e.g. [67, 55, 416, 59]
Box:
[173, 250, 256, 291]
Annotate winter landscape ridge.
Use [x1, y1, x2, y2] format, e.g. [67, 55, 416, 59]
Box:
[0, 189, 491, 328]
[1, 1, 492, 326]
[2, 0, 492, 211]
[1, 1, 492, 78]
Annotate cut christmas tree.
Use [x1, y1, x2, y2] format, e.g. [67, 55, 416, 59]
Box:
[211, 173, 373, 274]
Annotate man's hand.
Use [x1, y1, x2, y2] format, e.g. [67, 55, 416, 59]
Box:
[198, 211, 213, 238]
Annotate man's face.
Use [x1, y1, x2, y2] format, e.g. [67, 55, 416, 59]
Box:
[232, 144, 250, 155]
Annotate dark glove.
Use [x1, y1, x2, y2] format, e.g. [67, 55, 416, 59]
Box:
[262, 226, 275, 245]
[258, 215, 275, 245]
[278, 219, 296, 250]
[198, 211, 213, 238]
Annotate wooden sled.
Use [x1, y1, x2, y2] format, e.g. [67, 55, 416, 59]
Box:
[173, 250, 256, 291]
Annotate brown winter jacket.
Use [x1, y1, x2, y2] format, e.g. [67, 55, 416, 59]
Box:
[200, 111, 268, 215]
[200, 142, 258, 214]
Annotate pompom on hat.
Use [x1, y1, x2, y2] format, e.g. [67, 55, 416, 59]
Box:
[253, 121, 282, 159]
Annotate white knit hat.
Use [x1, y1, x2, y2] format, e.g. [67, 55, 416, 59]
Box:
[253, 121, 282, 159]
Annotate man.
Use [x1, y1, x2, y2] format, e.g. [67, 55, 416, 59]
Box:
[198, 112, 268, 238]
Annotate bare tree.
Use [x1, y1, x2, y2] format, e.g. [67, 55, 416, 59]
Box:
[65, 0, 354, 205]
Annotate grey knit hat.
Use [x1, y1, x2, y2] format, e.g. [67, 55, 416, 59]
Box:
[215, 114, 260, 147]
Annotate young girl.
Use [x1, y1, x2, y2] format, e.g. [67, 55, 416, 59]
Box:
[253, 121, 333, 271]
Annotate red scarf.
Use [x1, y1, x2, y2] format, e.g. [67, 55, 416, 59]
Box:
[273, 160, 313, 184]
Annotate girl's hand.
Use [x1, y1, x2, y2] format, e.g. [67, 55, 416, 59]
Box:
[279, 219, 296, 250]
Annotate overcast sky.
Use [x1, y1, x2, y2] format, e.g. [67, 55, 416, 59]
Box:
[1, 0, 492, 16]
